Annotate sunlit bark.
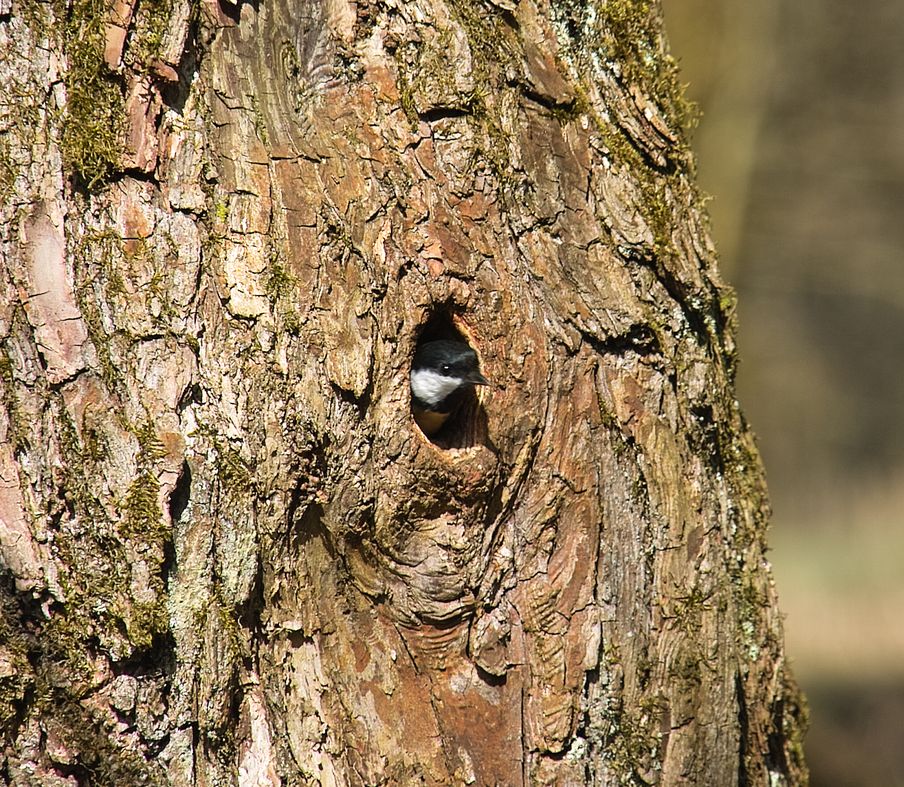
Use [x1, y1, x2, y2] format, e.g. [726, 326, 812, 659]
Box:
[0, 1, 806, 784]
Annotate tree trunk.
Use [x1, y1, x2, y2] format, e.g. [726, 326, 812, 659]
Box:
[0, 0, 806, 784]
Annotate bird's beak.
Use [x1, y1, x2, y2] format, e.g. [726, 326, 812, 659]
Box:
[468, 371, 490, 386]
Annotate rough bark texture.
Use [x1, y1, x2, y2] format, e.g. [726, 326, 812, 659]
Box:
[0, 0, 806, 784]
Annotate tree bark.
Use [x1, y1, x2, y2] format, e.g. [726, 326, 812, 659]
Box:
[0, 0, 806, 784]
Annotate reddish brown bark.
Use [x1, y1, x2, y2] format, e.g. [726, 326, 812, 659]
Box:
[0, 1, 806, 784]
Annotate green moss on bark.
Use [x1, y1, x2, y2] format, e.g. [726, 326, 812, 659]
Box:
[58, 0, 126, 189]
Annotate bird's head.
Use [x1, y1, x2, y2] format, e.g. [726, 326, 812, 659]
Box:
[410, 340, 489, 409]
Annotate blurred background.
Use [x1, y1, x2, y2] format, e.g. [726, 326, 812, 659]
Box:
[661, 0, 904, 784]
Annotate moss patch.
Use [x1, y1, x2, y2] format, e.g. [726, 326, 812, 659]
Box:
[598, 0, 696, 132]
[124, 0, 174, 73]
[58, 0, 126, 189]
[265, 246, 302, 333]
[552, 0, 697, 137]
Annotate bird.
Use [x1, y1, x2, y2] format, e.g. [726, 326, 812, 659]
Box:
[410, 340, 489, 436]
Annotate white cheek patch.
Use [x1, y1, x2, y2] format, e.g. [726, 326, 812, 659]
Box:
[410, 368, 461, 406]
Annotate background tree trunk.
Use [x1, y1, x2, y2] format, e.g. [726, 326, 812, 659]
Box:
[0, 0, 806, 784]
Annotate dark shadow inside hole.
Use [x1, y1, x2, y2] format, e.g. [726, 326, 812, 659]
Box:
[412, 312, 488, 449]
[417, 313, 466, 345]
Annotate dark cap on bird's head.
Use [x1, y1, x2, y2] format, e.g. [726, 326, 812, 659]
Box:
[412, 340, 488, 385]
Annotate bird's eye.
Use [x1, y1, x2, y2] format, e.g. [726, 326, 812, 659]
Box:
[441, 364, 451, 373]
